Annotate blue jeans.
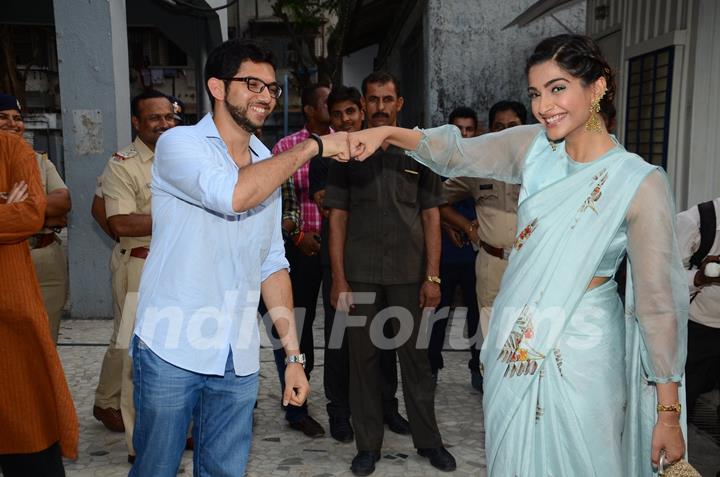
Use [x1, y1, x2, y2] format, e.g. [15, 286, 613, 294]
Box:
[130, 337, 259, 477]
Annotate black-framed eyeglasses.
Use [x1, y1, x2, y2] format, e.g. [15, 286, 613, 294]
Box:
[224, 76, 283, 99]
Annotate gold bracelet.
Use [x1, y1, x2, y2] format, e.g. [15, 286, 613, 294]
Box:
[660, 421, 681, 429]
[426, 275, 441, 285]
[656, 403, 682, 414]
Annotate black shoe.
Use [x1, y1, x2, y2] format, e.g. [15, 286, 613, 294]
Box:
[329, 416, 354, 443]
[418, 447, 457, 472]
[351, 451, 381, 476]
[289, 415, 325, 438]
[471, 370, 483, 393]
[384, 412, 410, 435]
[128, 454, 136, 464]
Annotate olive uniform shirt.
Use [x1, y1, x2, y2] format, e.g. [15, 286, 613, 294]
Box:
[324, 146, 444, 285]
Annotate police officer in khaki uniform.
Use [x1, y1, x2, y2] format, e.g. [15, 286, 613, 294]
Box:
[440, 101, 527, 337]
[0, 93, 71, 343]
[92, 90, 175, 461]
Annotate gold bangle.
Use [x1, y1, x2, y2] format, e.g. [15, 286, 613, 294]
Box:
[426, 275, 441, 285]
[660, 421, 681, 429]
[656, 403, 682, 414]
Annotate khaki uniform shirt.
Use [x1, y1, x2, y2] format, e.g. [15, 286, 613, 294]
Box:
[35, 152, 68, 234]
[443, 178, 519, 250]
[101, 137, 153, 250]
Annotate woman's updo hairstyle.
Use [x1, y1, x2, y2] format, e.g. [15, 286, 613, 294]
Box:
[526, 34, 616, 122]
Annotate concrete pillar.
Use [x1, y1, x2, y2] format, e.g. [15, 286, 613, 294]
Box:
[54, 0, 131, 318]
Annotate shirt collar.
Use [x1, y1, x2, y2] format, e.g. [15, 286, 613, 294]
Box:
[132, 136, 155, 162]
[197, 112, 271, 161]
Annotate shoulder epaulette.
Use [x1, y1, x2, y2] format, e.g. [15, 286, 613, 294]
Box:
[112, 146, 138, 161]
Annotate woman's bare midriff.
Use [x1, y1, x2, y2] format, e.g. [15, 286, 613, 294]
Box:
[587, 276, 610, 291]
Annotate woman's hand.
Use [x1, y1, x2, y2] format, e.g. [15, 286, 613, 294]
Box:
[348, 127, 390, 161]
[651, 413, 685, 468]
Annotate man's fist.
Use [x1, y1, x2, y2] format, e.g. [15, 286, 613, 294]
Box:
[320, 131, 351, 161]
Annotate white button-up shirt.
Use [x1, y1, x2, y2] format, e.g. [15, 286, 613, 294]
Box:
[134, 113, 289, 375]
[678, 197, 720, 328]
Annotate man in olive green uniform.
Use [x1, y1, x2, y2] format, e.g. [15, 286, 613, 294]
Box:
[439, 101, 527, 336]
[0, 94, 71, 343]
[93, 91, 175, 461]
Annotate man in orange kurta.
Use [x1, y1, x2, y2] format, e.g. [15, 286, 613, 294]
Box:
[0, 131, 78, 475]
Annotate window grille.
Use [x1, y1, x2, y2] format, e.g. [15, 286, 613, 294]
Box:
[624, 46, 674, 169]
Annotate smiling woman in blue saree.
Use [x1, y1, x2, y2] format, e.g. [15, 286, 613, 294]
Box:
[347, 35, 689, 476]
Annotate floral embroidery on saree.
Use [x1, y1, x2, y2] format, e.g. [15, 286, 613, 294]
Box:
[513, 218, 538, 251]
[578, 169, 608, 215]
[553, 348, 564, 377]
[498, 305, 545, 378]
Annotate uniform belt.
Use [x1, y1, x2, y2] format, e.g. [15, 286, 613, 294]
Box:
[29, 233, 57, 249]
[479, 240, 509, 260]
[121, 246, 150, 260]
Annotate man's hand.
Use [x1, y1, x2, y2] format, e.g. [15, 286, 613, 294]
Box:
[420, 281, 441, 308]
[695, 255, 720, 287]
[347, 127, 390, 161]
[442, 222, 465, 248]
[312, 190, 330, 218]
[331, 279, 354, 311]
[320, 131, 352, 161]
[283, 363, 310, 407]
[297, 232, 321, 256]
[4, 181, 28, 204]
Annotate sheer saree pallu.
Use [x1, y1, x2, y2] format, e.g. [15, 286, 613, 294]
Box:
[408, 125, 688, 477]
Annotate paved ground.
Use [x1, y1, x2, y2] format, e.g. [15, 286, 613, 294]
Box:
[55, 314, 719, 477]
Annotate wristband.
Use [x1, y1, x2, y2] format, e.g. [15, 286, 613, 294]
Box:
[293, 230, 305, 246]
[309, 133, 323, 160]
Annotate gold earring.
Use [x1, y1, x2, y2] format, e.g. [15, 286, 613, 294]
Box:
[585, 95, 603, 133]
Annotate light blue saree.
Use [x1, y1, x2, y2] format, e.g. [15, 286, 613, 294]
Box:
[408, 125, 688, 476]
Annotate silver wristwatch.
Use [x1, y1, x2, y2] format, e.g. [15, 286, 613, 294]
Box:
[285, 353, 306, 368]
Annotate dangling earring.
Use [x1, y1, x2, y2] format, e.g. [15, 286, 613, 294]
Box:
[585, 93, 604, 133]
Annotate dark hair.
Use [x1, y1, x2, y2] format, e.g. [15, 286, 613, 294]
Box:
[204, 39, 275, 110]
[301, 83, 330, 119]
[327, 85, 362, 111]
[488, 100, 527, 126]
[361, 70, 401, 98]
[131, 90, 170, 118]
[526, 34, 616, 122]
[448, 106, 478, 128]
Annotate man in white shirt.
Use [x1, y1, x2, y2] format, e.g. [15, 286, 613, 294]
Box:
[677, 197, 720, 413]
[129, 39, 350, 476]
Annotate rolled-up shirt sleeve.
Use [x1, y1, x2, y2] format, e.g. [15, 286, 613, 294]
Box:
[153, 128, 239, 216]
[261, 190, 290, 281]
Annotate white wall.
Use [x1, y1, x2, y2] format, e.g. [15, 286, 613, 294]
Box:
[686, 0, 720, 207]
[342, 44, 379, 91]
